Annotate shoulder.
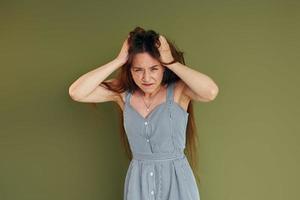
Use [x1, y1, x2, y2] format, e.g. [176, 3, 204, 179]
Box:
[119, 91, 127, 103]
[102, 78, 128, 110]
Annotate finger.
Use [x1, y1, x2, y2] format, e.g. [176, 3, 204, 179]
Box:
[159, 35, 167, 42]
[159, 35, 168, 46]
[158, 38, 169, 51]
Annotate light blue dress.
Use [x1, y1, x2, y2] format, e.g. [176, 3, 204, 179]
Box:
[123, 82, 200, 200]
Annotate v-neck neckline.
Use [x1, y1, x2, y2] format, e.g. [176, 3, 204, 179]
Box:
[128, 83, 171, 120]
[129, 101, 167, 120]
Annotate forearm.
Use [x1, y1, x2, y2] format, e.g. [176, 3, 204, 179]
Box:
[166, 62, 219, 100]
[68, 58, 125, 99]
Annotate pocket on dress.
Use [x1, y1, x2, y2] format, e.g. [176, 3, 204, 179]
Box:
[181, 161, 197, 184]
[180, 161, 200, 199]
[126, 162, 138, 194]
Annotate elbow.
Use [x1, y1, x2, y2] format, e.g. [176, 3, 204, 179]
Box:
[207, 85, 219, 101]
[68, 87, 81, 101]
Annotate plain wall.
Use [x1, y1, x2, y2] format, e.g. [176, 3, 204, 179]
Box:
[0, 0, 299, 199]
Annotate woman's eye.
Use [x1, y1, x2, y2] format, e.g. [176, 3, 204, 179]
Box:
[133, 68, 157, 72]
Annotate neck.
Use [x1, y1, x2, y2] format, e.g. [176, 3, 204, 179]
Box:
[142, 85, 164, 99]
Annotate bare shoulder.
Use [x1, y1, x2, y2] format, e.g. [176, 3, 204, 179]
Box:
[103, 79, 133, 112]
[119, 91, 126, 103]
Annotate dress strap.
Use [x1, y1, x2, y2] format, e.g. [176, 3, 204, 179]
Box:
[166, 82, 176, 151]
[124, 90, 132, 104]
[166, 82, 175, 104]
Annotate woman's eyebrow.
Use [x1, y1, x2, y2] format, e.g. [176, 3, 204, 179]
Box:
[132, 65, 159, 69]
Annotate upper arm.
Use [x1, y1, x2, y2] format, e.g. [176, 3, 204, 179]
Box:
[70, 79, 121, 103]
[178, 80, 212, 102]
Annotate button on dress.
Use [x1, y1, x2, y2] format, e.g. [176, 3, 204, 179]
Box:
[123, 82, 200, 200]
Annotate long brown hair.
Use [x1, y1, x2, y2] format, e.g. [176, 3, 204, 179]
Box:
[93, 26, 201, 185]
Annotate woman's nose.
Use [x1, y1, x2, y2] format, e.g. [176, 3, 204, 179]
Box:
[142, 70, 150, 81]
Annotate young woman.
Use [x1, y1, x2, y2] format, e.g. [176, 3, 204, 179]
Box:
[69, 26, 219, 200]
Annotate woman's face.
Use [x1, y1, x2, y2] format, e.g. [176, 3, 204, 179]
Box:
[130, 52, 165, 94]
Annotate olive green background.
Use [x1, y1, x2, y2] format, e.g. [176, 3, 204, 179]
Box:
[1, 0, 299, 200]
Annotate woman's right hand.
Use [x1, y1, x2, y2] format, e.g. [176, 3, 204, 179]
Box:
[115, 35, 129, 64]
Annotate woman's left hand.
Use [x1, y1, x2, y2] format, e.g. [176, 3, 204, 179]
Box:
[157, 35, 174, 64]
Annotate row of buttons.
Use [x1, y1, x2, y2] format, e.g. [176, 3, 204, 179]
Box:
[150, 171, 154, 195]
[144, 121, 152, 152]
[144, 120, 154, 196]
[143, 114, 154, 197]
[145, 121, 149, 143]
